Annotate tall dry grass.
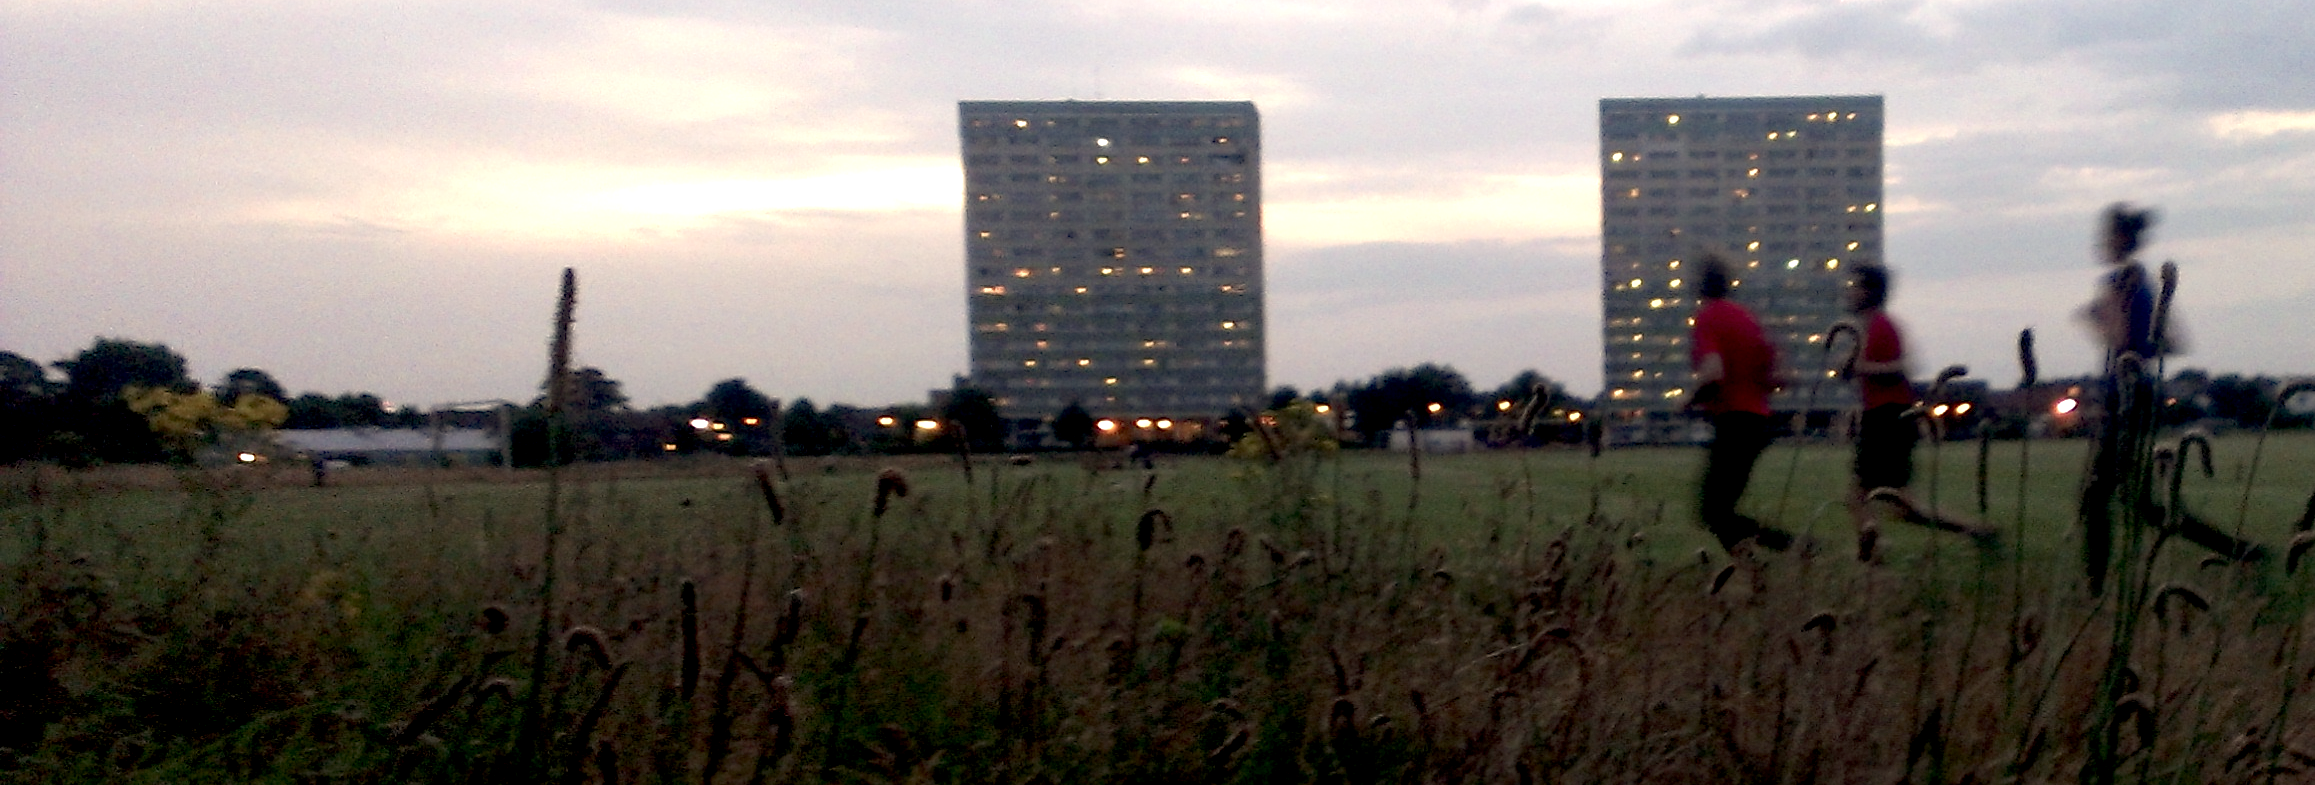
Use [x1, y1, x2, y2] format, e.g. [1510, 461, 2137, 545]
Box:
[4, 446, 2315, 783]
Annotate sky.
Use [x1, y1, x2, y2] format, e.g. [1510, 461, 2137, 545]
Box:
[4, 0, 2312, 411]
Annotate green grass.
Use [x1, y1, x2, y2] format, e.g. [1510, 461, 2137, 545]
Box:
[3, 432, 2313, 782]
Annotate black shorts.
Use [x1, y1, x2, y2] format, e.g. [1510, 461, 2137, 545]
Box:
[1855, 404, 1917, 491]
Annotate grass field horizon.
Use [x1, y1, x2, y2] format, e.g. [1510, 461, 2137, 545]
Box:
[5, 431, 2314, 782]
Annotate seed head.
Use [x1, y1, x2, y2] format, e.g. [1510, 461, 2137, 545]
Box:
[564, 625, 613, 669]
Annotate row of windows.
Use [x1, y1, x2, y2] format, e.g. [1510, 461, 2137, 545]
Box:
[972, 264, 1253, 278]
[977, 337, 1258, 353]
[970, 190, 1251, 204]
[974, 356, 1261, 371]
[975, 320, 1258, 334]
[1605, 168, 1879, 182]
[967, 168, 1250, 186]
[1607, 147, 1874, 164]
[970, 208, 1254, 223]
[1606, 204, 1880, 220]
[982, 374, 1262, 391]
[974, 226, 1254, 242]
[963, 115, 1250, 130]
[975, 284, 1255, 299]
[1599, 109, 1876, 127]
[1603, 129, 1878, 144]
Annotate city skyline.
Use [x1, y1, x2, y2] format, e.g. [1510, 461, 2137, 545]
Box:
[4, 1, 2311, 410]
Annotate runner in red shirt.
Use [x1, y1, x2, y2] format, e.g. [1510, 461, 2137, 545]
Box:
[1688, 255, 1795, 554]
[1840, 264, 1996, 562]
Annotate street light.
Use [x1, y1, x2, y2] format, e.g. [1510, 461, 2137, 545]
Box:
[878, 415, 897, 427]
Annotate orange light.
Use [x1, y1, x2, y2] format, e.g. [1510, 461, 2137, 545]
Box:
[2055, 398, 2079, 415]
[1497, 400, 1513, 411]
[877, 415, 897, 427]
[1096, 419, 1118, 432]
[1426, 403, 1443, 414]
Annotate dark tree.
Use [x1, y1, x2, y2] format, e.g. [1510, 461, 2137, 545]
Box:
[942, 386, 1006, 454]
[0, 351, 56, 463]
[1344, 363, 1475, 444]
[700, 378, 778, 454]
[217, 368, 287, 404]
[1052, 401, 1096, 450]
[56, 338, 193, 403]
[782, 398, 847, 457]
[1267, 386, 1302, 411]
[52, 338, 194, 463]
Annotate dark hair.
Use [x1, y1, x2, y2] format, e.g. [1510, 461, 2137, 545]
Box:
[1849, 263, 1889, 310]
[2103, 202, 2156, 258]
[1697, 254, 1732, 298]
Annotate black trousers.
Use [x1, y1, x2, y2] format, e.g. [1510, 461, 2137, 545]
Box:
[1701, 411, 1784, 552]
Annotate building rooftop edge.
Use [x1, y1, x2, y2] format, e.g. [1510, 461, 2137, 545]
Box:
[960, 99, 1258, 113]
[1601, 95, 1883, 109]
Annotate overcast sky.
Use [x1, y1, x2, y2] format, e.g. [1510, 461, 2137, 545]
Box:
[4, 0, 2310, 410]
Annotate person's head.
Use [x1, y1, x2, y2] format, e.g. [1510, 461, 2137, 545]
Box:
[1846, 263, 1890, 314]
[2100, 202, 2156, 263]
[1696, 254, 1733, 299]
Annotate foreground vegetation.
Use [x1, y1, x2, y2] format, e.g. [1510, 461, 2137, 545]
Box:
[4, 434, 2314, 783]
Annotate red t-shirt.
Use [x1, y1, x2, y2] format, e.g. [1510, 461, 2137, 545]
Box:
[1859, 311, 1916, 409]
[1691, 298, 1777, 416]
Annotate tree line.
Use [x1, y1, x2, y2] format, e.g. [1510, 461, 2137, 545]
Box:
[7, 337, 2299, 467]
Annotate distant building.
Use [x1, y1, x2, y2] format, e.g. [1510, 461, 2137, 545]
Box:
[1597, 95, 1886, 443]
[275, 428, 501, 466]
[958, 100, 1266, 440]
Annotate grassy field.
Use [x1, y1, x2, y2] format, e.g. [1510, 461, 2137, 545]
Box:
[3, 432, 2314, 783]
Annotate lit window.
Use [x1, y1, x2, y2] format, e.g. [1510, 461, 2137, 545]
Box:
[1136, 156, 1151, 164]
[1847, 241, 1860, 250]
[1786, 259, 1801, 269]
[1035, 340, 1048, 348]
[1667, 114, 1681, 125]
[1221, 321, 1238, 329]
[1649, 298, 1665, 309]
[1826, 259, 1840, 269]
[1665, 388, 1685, 398]
[1179, 266, 1194, 274]
[1747, 168, 1760, 178]
[1104, 377, 1119, 385]
[1100, 267, 1116, 275]
[1077, 358, 1092, 366]
[1074, 286, 1088, 294]
[1668, 260, 1681, 269]
[1014, 119, 1028, 128]
[979, 285, 1006, 295]
[1807, 334, 1823, 343]
[1747, 241, 1761, 251]
[1629, 278, 1643, 288]
[1096, 156, 1110, 165]
[1142, 358, 1156, 366]
[1014, 268, 1033, 278]
[1139, 267, 1154, 275]
[1669, 279, 1683, 288]
[1865, 203, 1879, 212]
[1096, 137, 1111, 147]
[1023, 360, 1038, 367]
[1096, 419, 1118, 432]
